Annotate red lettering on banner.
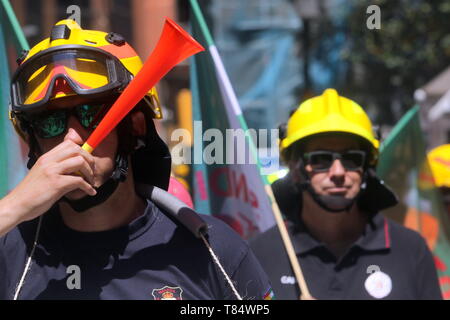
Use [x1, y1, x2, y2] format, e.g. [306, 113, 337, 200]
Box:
[210, 167, 260, 208]
[249, 190, 258, 208]
[232, 170, 249, 203]
[434, 256, 450, 299]
[195, 170, 208, 200]
[439, 276, 450, 300]
[434, 255, 447, 272]
[238, 212, 259, 237]
[210, 167, 232, 197]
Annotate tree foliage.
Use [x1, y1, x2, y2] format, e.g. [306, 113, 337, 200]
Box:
[344, 0, 450, 125]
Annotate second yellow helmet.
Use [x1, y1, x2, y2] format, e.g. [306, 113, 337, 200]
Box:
[281, 89, 379, 165]
[428, 144, 450, 188]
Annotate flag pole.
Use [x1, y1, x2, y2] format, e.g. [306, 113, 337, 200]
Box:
[0, 0, 29, 51]
[189, 0, 313, 299]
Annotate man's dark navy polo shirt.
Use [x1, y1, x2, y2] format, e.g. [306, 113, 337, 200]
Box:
[250, 213, 443, 300]
[0, 200, 272, 300]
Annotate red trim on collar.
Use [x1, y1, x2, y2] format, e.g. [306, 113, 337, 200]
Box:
[384, 218, 391, 248]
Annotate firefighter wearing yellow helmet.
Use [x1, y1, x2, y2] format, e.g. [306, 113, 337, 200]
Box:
[428, 144, 450, 189]
[8, 19, 170, 212]
[0, 19, 274, 300]
[279, 88, 385, 212]
[250, 89, 442, 300]
[428, 144, 450, 209]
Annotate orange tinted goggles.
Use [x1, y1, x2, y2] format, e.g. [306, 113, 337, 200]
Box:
[11, 47, 131, 113]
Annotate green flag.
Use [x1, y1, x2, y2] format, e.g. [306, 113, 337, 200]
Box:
[189, 0, 276, 239]
[0, 0, 28, 198]
[378, 105, 450, 299]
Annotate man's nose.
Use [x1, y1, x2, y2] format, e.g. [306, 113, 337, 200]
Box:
[64, 115, 87, 144]
[328, 158, 346, 177]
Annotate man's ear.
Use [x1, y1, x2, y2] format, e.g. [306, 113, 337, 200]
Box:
[130, 111, 147, 137]
[289, 159, 307, 185]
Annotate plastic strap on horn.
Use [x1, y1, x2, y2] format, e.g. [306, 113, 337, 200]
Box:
[136, 184, 208, 238]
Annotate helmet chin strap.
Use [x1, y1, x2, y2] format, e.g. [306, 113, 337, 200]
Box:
[60, 153, 129, 212]
[296, 160, 367, 213]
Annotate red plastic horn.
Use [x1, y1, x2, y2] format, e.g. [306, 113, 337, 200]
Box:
[82, 18, 204, 153]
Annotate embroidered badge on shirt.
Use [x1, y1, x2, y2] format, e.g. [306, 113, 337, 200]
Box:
[364, 270, 392, 299]
[152, 286, 183, 300]
[263, 287, 275, 300]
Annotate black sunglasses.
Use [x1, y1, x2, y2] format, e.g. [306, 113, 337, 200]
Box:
[22, 103, 110, 139]
[303, 150, 366, 172]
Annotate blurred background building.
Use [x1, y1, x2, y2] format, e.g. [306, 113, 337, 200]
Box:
[416, 67, 450, 150]
[8, 0, 450, 181]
